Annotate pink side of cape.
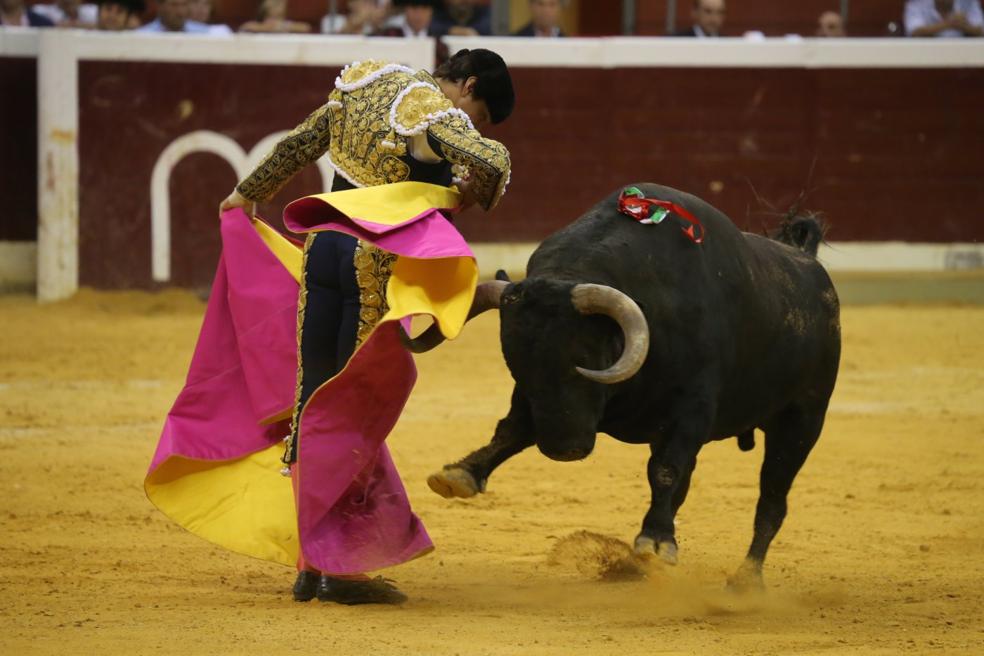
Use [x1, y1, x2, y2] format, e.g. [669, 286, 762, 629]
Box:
[284, 196, 475, 260]
[148, 213, 298, 475]
[149, 204, 473, 574]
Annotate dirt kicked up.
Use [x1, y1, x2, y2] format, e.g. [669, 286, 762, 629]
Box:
[1, 290, 982, 655]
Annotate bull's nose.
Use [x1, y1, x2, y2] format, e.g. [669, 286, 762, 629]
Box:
[538, 446, 591, 462]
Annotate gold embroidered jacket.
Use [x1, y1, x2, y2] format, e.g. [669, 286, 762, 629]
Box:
[236, 60, 511, 211]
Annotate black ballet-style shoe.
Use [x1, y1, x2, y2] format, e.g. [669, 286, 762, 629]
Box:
[292, 570, 320, 602]
[316, 575, 408, 605]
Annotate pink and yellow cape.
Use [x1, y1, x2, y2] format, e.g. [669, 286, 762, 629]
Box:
[145, 182, 477, 575]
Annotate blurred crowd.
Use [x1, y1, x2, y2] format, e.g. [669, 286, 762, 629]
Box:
[1, 0, 981, 39]
[672, 0, 981, 39]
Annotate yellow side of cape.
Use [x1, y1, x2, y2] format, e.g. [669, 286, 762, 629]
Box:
[303, 181, 460, 228]
[145, 446, 299, 567]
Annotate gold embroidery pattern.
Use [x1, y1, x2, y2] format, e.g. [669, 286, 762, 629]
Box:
[392, 84, 454, 133]
[283, 233, 316, 466]
[327, 77, 409, 187]
[237, 103, 334, 202]
[428, 114, 511, 210]
[353, 241, 398, 347]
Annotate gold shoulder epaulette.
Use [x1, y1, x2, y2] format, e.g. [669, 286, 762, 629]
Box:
[390, 83, 462, 136]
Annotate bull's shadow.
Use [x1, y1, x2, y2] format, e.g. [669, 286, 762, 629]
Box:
[407, 183, 841, 589]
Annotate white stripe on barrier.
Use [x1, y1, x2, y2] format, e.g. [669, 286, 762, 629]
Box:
[468, 241, 984, 276]
[0, 28, 39, 56]
[37, 32, 78, 303]
[0, 242, 37, 291]
[10, 239, 980, 291]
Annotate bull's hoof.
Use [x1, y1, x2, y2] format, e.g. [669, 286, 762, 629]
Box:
[427, 467, 483, 499]
[633, 536, 678, 565]
[727, 560, 765, 592]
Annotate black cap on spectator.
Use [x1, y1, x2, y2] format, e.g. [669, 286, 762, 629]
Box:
[98, 0, 146, 14]
[435, 48, 515, 125]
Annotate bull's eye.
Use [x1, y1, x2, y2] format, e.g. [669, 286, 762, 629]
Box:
[501, 291, 520, 305]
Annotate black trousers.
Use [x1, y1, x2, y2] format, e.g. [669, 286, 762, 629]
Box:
[288, 231, 360, 462]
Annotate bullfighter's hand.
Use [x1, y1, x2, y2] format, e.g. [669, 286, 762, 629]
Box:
[453, 179, 479, 214]
[219, 189, 255, 220]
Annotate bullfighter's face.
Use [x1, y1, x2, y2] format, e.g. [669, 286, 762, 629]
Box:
[499, 278, 613, 461]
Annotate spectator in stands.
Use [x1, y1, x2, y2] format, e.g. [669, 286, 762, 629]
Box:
[905, 0, 983, 36]
[322, 0, 391, 34]
[96, 0, 143, 29]
[513, 0, 565, 37]
[430, 0, 491, 36]
[1, 0, 56, 25]
[374, 0, 436, 36]
[138, 0, 210, 31]
[33, 0, 98, 27]
[189, 0, 231, 33]
[239, 0, 310, 32]
[816, 10, 846, 36]
[374, 0, 448, 65]
[675, 0, 725, 37]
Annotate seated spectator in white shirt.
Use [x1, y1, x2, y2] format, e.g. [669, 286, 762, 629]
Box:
[33, 0, 98, 27]
[96, 0, 143, 29]
[1, 0, 56, 25]
[513, 0, 565, 37]
[239, 0, 310, 32]
[905, 0, 983, 36]
[189, 0, 231, 33]
[138, 0, 211, 31]
[816, 10, 846, 36]
[322, 0, 391, 34]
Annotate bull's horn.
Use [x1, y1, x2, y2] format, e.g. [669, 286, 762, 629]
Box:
[401, 280, 509, 353]
[570, 284, 650, 384]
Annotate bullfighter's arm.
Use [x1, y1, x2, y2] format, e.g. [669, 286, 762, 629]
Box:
[236, 102, 333, 203]
[426, 116, 510, 211]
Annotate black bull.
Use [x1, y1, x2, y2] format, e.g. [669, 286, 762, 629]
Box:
[408, 183, 841, 586]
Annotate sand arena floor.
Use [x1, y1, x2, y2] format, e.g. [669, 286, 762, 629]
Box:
[0, 290, 982, 655]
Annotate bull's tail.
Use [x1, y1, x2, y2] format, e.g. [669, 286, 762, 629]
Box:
[771, 211, 827, 257]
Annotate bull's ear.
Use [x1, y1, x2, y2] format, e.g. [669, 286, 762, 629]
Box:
[500, 284, 521, 306]
[495, 269, 512, 282]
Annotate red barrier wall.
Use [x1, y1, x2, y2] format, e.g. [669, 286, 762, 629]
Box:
[1, 57, 38, 242]
[466, 66, 984, 245]
[78, 61, 339, 288]
[65, 60, 984, 288]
